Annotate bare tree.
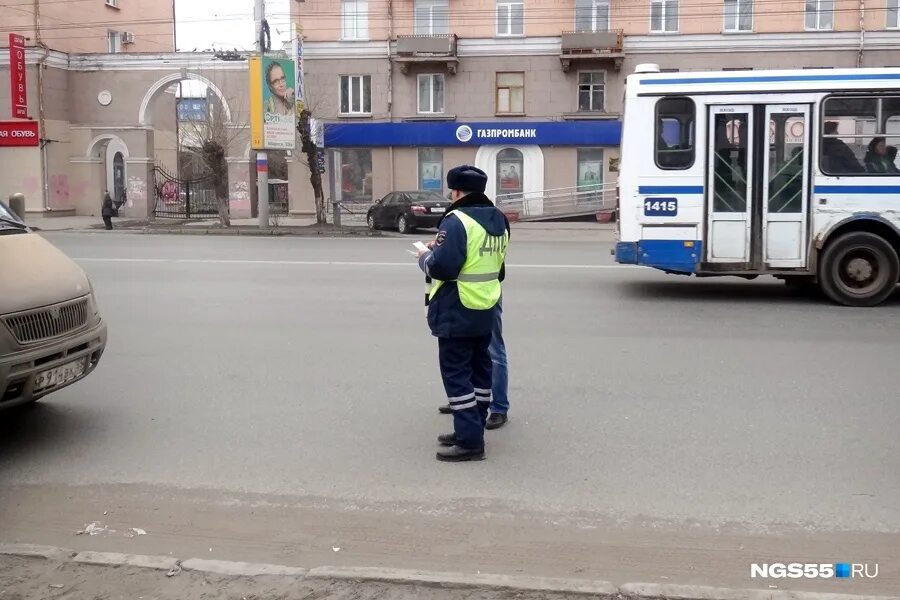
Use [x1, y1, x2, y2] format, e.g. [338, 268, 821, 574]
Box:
[295, 83, 328, 224]
[177, 87, 248, 228]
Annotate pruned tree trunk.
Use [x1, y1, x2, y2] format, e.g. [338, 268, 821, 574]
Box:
[201, 139, 230, 227]
[298, 109, 327, 224]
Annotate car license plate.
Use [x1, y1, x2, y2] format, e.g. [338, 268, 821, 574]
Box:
[34, 359, 87, 392]
[431, 207, 446, 213]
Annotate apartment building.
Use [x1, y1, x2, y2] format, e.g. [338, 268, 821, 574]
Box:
[293, 0, 900, 216]
[2, 0, 175, 54]
[1, 0, 178, 216]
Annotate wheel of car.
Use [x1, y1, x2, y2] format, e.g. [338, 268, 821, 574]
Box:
[397, 214, 412, 234]
[367, 213, 376, 230]
[818, 231, 899, 307]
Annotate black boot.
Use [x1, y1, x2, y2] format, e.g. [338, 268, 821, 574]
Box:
[436, 445, 485, 462]
[486, 413, 508, 430]
[438, 404, 452, 415]
[437, 433, 456, 446]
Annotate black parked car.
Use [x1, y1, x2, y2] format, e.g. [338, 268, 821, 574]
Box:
[366, 191, 449, 234]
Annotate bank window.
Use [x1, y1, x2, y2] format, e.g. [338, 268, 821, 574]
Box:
[650, 0, 678, 33]
[805, 0, 833, 31]
[496, 1, 524, 36]
[889, 0, 900, 29]
[578, 72, 605, 112]
[821, 96, 900, 175]
[415, 0, 449, 35]
[418, 74, 445, 114]
[655, 97, 695, 170]
[497, 148, 524, 200]
[577, 148, 604, 203]
[496, 72, 525, 114]
[342, 0, 369, 40]
[419, 148, 443, 191]
[340, 75, 372, 115]
[724, 0, 752, 32]
[575, 0, 610, 32]
[340, 149, 373, 203]
[107, 31, 122, 53]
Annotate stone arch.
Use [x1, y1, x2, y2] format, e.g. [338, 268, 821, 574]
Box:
[475, 145, 545, 214]
[86, 134, 130, 159]
[85, 134, 131, 206]
[138, 72, 232, 126]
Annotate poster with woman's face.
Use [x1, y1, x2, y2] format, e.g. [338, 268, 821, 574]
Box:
[260, 57, 296, 149]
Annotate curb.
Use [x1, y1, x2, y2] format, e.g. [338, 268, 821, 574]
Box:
[1, 545, 897, 600]
[619, 583, 899, 600]
[305, 566, 618, 596]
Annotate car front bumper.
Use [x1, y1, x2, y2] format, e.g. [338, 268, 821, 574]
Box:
[0, 320, 107, 409]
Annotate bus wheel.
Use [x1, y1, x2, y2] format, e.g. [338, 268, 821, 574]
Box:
[819, 232, 899, 307]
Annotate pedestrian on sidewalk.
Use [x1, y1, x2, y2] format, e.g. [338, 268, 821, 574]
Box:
[101, 191, 114, 230]
[416, 165, 509, 462]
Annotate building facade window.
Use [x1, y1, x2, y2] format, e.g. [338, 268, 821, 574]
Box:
[805, 0, 833, 31]
[496, 72, 525, 114]
[340, 149, 373, 203]
[724, 0, 752, 32]
[888, 0, 900, 28]
[575, 0, 610, 32]
[417, 74, 445, 114]
[656, 97, 695, 169]
[415, 0, 450, 35]
[340, 75, 372, 115]
[107, 31, 122, 53]
[419, 148, 444, 191]
[650, 0, 678, 32]
[577, 148, 604, 203]
[497, 148, 524, 199]
[342, 0, 369, 40]
[578, 72, 605, 112]
[496, 1, 524, 36]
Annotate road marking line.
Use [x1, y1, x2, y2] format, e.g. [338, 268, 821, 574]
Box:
[72, 257, 632, 269]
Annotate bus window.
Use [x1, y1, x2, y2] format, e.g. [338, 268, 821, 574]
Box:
[655, 97, 695, 170]
[821, 96, 884, 175]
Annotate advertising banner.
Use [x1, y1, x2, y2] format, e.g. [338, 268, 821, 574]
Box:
[249, 56, 296, 150]
[8, 34, 28, 119]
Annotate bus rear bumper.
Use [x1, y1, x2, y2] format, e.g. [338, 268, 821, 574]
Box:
[615, 240, 702, 274]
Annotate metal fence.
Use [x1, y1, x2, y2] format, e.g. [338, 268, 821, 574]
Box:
[496, 183, 617, 221]
[152, 164, 218, 219]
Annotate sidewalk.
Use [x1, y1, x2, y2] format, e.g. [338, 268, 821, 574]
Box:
[24, 213, 616, 242]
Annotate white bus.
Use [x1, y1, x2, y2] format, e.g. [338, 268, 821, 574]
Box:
[614, 65, 900, 306]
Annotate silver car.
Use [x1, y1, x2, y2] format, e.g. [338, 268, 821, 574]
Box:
[0, 202, 107, 409]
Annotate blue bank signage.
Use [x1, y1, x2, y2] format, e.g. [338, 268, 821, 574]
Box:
[324, 120, 621, 148]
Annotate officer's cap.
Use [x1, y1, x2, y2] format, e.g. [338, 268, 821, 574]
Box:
[447, 165, 488, 193]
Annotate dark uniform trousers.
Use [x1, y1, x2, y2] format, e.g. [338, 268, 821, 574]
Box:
[438, 334, 493, 450]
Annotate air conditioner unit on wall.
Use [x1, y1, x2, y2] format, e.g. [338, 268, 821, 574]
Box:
[105, 0, 118, 8]
[122, 32, 135, 44]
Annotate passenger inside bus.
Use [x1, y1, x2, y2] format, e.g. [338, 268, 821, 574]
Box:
[864, 137, 900, 174]
[821, 121, 865, 174]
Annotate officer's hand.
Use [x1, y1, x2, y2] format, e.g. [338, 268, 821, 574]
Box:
[416, 247, 431, 258]
[426, 240, 436, 249]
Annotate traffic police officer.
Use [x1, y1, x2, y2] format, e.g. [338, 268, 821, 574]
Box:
[416, 165, 510, 462]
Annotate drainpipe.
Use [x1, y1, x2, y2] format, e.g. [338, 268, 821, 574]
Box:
[34, 0, 50, 210]
[857, 0, 866, 67]
[388, 0, 395, 191]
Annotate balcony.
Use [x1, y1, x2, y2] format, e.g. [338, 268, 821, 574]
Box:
[393, 34, 459, 75]
[560, 30, 625, 72]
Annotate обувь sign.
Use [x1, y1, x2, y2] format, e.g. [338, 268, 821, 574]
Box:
[8, 33, 28, 119]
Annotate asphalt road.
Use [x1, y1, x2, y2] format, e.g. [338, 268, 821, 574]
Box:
[1, 231, 898, 594]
